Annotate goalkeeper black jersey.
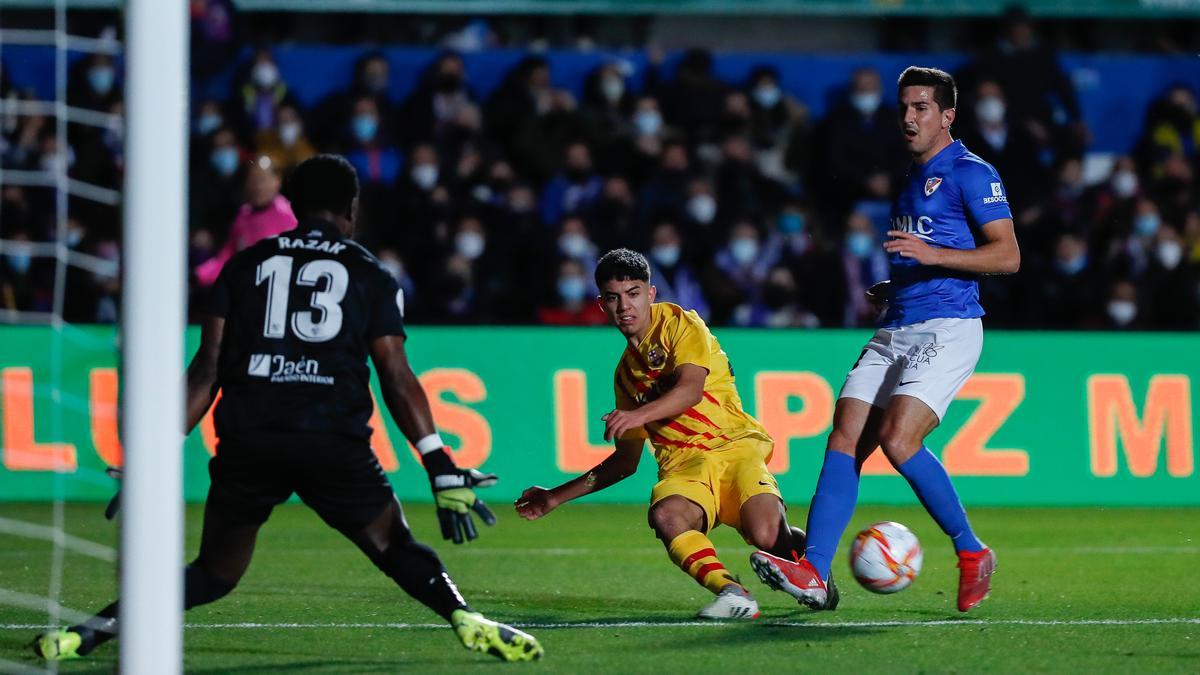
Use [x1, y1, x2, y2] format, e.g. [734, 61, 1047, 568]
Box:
[207, 217, 405, 439]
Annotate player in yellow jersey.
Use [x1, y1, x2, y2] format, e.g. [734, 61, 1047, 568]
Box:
[515, 249, 815, 619]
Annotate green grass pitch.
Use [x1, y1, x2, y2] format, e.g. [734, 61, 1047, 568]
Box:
[2, 502, 1198, 673]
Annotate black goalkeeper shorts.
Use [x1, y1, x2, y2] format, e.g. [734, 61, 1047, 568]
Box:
[205, 431, 395, 531]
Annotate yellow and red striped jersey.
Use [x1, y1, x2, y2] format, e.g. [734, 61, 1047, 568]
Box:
[612, 302, 772, 470]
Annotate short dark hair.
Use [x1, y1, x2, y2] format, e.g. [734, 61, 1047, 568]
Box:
[285, 154, 359, 218]
[897, 66, 957, 111]
[595, 248, 650, 288]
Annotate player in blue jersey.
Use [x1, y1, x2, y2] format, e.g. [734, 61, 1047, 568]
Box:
[750, 67, 1019, 612]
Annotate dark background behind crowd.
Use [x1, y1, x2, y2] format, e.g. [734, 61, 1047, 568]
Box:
[2, 5, 1199, 331]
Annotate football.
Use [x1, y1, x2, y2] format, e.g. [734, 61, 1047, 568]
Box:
[849, 521, 923, 594]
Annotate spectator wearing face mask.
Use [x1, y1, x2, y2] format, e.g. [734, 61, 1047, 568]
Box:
[429, 215, 519, 322]
[375, 247, 418, 316]
[194, 155, 296, 287]
[189, 127, 245, 240]
[814, 67, 907, 210]
[343, 96, 401, 184]
[1083, 156, 1142, 249]
[603, 95, 669, 187]
[309, 52, 396, 149]
[1111, 198, 1167, 279]
[711, 220, 774, 326]
[744, 66, 808, 185]
[539, 141, 603, 226]
[714, 135, 785, 224]
[646, 221, 710, 321]
[192, 99, 228, 144]
[538, 258, 607, 326]
[236, 48, 295, 137]
[579, 62, 634, 151]
[554, 216, 600, 272]
[1027, 232, 1100, 327]
[840, 210, 890, 327]
[637, 140, 692, 226]
[255, 103, 316, 173]
[0, 231, 45, 313]
[401, 51, 481, 148]
[68, 53, 120, 113]
[961, 79, 1048, 228]
[484, 56, 585, 183]
[1101, 280, 1144, 330]
[1141, 225, 1200, 329]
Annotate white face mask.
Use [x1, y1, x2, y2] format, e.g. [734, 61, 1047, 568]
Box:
[559, 233, 591, 259]
[279, 121, 301, 147]
[455, 231, 485, 260]
[1157, 240, 1184, 270]
[1111, 170, 1138, 199]
[600, 77, 624, 103]
[730, 237, 759, 265]
[651, 244, 681, 268]
[252, 62, 279, 89]
[634, 110, 662, 137]
[976, 97, 1006, 124]
[411, 164, 439, 191]
[850, 91, 881, 115]
[687, 194, 717, 224]
[1107, 299, 1137, 326]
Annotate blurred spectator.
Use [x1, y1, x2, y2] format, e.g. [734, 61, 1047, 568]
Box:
[256, 103, 316, 172]
[1083, 155, 1142, 249]
[579, 62, 634, 151]
[646, 221, 710, 320]
[711, 220, 772, 326]
[68, 53, 120, 113]
[815, 67, 906, 210]
[539, 141, 603, 226]
[484, 56, 584, 182]
[714, 135, 784, 223]
[0, 231, 40, 312]
[189, 127, 245, 239]
[538, 258, 607, 326]
[653, 48, 729, 146]
[312, 52, 396, 149]
[840, 211, 890, 326]
[1141, 225, 1200, 328]
[554, 215, 600, 272]
[960, 78, 1048, 227]
[637, 139, 692, 225]
[960, 7, 1089, 157]
[1101, 279, 1144, 330]
[192, 99, 229, 145]
[236, 48, 295, 137]
[402, 52, 475, 143]
[195, 155, 296, 286]
[755, 266, 820, 328]
[190, 0, 238, 79]
[1027, 232, 1101, 327]
[1139, 86, 1199, 171]
[744, 66, 808, 185]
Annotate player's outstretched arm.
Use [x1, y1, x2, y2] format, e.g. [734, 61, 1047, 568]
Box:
[515, 438, 643, 520]
[370, 334, 497, 543]
[601, 364, 707, 442]
[885, 218, 1020, 275]
[185, 315, 224, 433]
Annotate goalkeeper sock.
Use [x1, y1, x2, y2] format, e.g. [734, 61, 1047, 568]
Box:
[668, 530, 738, 595]
[804, 450, 860, 580]
[897, 447, 983, 553]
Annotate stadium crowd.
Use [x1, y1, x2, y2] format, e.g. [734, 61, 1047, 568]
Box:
[2, 11, 1199, 330]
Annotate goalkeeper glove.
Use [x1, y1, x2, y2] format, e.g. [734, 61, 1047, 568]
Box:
[104, 466, 122, 520]
[422, 450, 498, 544]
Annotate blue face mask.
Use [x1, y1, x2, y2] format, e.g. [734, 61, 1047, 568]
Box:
[88, 66, 115, 95]
[730, 238, 759, 265]
[778, 213, 805, 234]
[651, 244, 681, 268]
[210, 146, 239, 177]
[847, 232, 874, 258]
[752, 85, 781, 108]
[352, 115, 378, 143]
[557, 276, 587, 303]
[6, 253, 32, 275]
[1057, 254, 1088, 277]
[196, 113, 222, 136]
[1134, 213, 1160, 237]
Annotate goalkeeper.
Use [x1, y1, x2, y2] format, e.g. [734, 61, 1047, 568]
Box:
[32, 155, 542, 663]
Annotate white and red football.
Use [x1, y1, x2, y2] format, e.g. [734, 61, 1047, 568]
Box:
[849, 521, 923, 594]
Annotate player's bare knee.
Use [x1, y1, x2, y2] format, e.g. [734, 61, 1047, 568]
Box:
[878, 428, 920, 467]
[742, 518, 781, 551]
[648, 500, 699, 541]
[826, 427, 859, 457]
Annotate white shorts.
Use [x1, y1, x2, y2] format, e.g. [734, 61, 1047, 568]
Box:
[838, 317, 982, 421]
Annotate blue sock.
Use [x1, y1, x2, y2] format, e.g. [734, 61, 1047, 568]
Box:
[896, 447, 983, 553]
[803, 451, 859, 580]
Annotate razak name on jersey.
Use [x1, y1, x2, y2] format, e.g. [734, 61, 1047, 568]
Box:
[278, 236, 347, 254]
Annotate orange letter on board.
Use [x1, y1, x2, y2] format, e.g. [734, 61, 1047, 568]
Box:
[554, 369, 612, 472]
[89, 368, 123, 467]
[1088, 374, 1193, 477]
[410, 368, 491, 469]
[942, 374, 1028, 476]
[1, 367, 76, 471]
[754, 372, 834, 473]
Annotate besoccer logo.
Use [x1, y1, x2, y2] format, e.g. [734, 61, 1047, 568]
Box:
[983, 182, 1008, 204]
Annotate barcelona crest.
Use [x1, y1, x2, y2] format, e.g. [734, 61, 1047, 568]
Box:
[647, 346, 667, 370]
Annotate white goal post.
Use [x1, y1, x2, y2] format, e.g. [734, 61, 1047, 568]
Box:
[120, 0, 188, 673]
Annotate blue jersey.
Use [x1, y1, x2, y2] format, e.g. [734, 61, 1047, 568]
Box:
[883, 139, 1012, 327]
